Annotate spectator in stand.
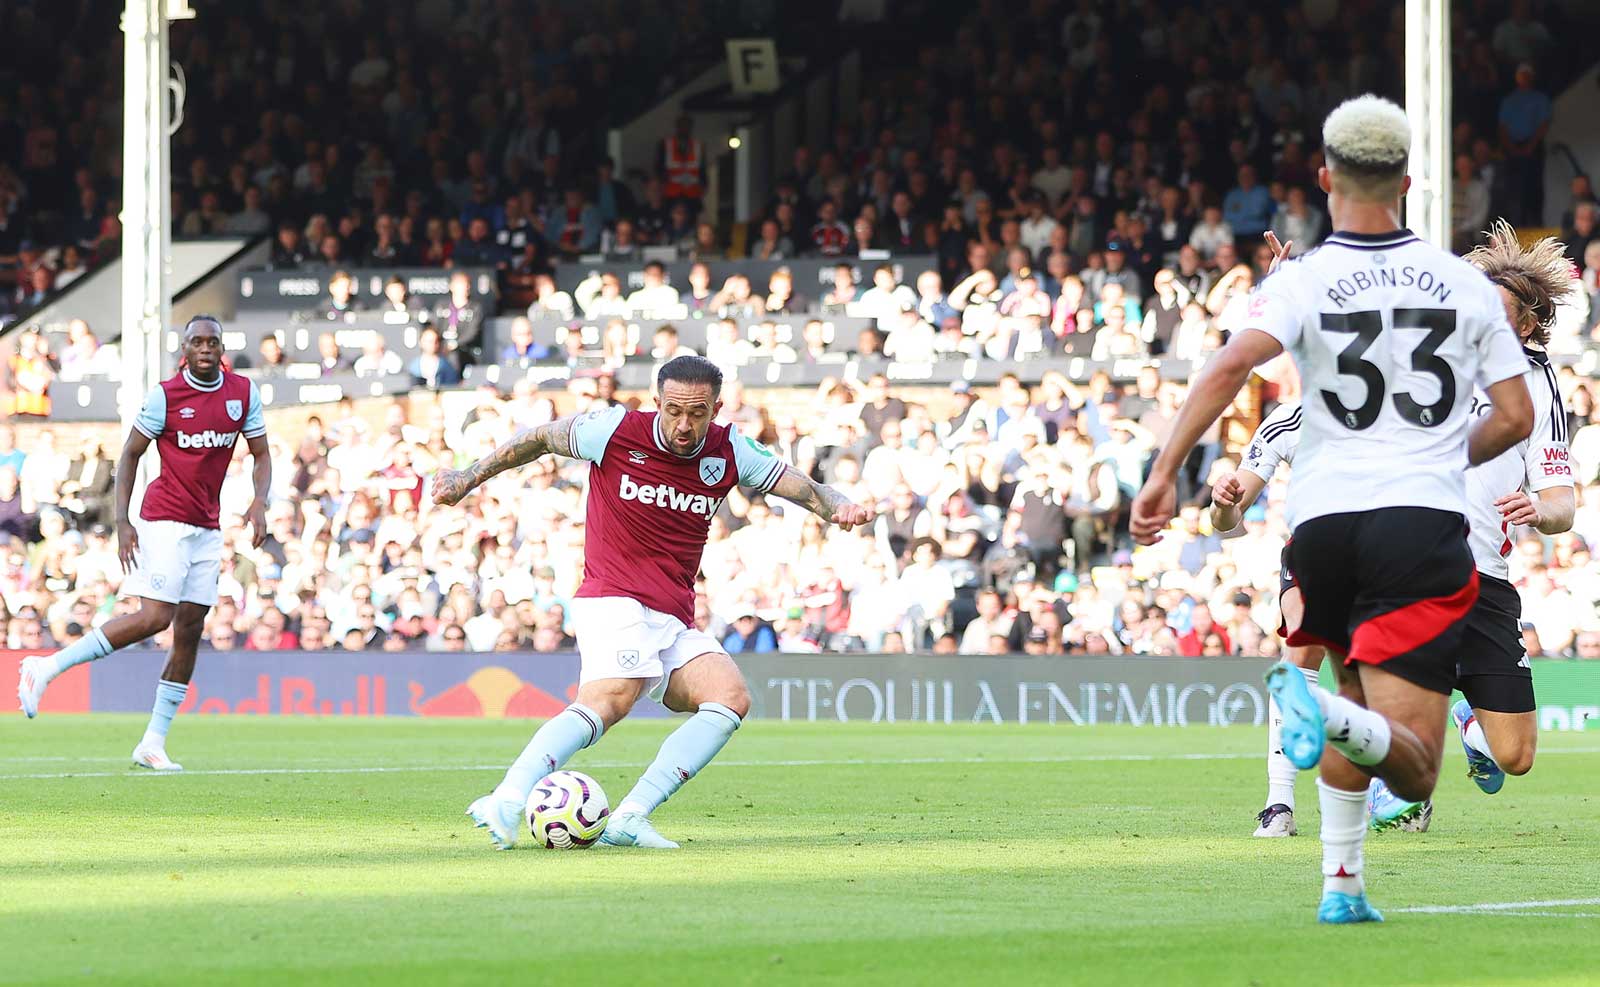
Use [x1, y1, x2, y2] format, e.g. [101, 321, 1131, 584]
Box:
[857, 265, 916, 325]
[408, 327, 461, 388]
[721, 605, 778, 654]
[6, 330, 53, 418]
[452, 217, 509, 270]
[1188, 205, 1234, 262]
[1269, 187, 1323, 257]
[526, 274, 576, 322]
[1499, 63, 1552, 225]
[500, 317, 550, 362]
[810, 199, 850, 257]
[353, 337, 403, 378]
[625, 261, 681, 316]
[253, 335, 292, 377]
[545, 188, 602, 258]
[1452, 152, 1491, 254]
[1222, 165, 1274, 242]
[316, 333, 353, 376]
[763, 268, 810, 314]
[821, 263, 860, 312]
[750, 218, 793, 261]
[321, 270, 362, 320]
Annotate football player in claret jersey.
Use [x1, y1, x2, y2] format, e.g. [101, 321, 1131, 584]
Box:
[431, 355, 874, 850]
[18, 316, 270, 771]
[1366, 222, 1578, 830]
[1132, 96, 1535, 924]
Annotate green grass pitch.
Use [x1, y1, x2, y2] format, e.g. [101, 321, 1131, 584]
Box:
[2, 716, 1598, 985]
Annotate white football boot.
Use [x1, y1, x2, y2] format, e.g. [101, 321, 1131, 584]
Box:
[17, 656, 48, 719]
[131, 745, 184, 772]
[466, 790, 524, 850]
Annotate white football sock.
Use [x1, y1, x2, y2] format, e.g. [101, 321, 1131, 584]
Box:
[1462, 713, 1496, 765]
[1318, 778, 1368, 896]
[1314, 688, 1392, 766]
[1266, 697, 1297, 809]
[1266, 666, 1320, 809]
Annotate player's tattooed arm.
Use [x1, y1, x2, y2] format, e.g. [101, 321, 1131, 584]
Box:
[769, 464, 876, 531]
[432, 416, 578, 506]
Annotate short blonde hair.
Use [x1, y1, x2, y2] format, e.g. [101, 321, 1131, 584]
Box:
[1465, 219, 1576, 346]
[1323, 95, 1410, 201]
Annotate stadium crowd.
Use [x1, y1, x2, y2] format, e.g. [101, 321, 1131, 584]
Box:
[4, 0, 1600, 658]
[6, 358, 1600, 660]
[1, 0, 1588, 330]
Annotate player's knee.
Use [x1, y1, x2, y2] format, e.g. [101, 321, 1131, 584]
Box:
[1390, 764, 1439, 803]
[140, 601, 177, 634]
[713, 679, 751, 720]
[1498, 744, 1535, 776]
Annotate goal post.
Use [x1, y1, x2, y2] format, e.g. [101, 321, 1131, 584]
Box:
[1406, 0, 1451, 249]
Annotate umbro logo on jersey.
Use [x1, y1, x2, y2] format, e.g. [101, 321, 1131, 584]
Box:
[628, 450, 649, 464]
[179, 407, 196, 419]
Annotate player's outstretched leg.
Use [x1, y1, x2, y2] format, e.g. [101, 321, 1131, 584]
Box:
[469, 700, 609, 850]
[18, 628, 115, 718]
[1258, 653, 1320, 837]
[1453, 700, 1507, 794]
[602, 653, 748, 850]
[20, 595, 181, 718]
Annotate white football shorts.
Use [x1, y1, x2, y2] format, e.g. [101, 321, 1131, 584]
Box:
[568, 595, 725, 703]
[122, 519, 224, 607]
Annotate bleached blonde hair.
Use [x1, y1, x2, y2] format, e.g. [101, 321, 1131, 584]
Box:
[1322, 95, 1411, 201]
[1465, 219, 1576, 346]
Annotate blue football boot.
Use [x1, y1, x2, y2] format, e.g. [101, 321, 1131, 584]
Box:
[1318, 890, 1385, 924]
[1452, 700, 1505, 795]
[1265, 662, 1325, 770]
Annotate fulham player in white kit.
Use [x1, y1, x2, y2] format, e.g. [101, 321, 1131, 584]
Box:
[18, 316, 270, 770]
[1210, 401, 1326, 837]
[1132, 96, 1534, 923]
[1367, 221, 1577, 828]
[432, 356, 873, 849]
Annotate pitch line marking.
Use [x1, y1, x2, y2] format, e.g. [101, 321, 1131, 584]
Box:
[1393, 898, 1600, 916]
[2, 746, 1599, 781]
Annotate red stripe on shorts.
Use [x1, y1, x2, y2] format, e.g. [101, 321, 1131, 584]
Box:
[1347, 569, 1479, 667]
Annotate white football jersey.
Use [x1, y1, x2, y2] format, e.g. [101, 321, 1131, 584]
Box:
[1248, 229, 1530, 530]
[1240, 402, 1301, 484]
[1465, 349, 1571, 579]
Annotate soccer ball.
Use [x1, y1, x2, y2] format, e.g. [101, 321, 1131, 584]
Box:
[526, 770, 611, 849]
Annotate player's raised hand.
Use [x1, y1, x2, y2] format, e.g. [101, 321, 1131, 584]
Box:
[117, 520, 140, 575]
[831, 501, 875, 532]
[1495, 491, 1541, 527]
[1264, 232, 1292, 275]
[1211, 473, 1245, 510]
[1130, 478, 1176, 546]
[431, 468, 474, 507]
[245, 500, 268, 549]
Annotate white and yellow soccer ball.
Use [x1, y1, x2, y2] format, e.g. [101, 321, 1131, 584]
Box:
[526, 771, 611, 849]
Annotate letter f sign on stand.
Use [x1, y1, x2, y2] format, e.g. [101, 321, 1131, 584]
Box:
[726, 39, 780, 95]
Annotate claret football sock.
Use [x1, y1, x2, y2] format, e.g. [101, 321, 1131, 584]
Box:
[1266, 666, 1320, 808]
[1318, 778, 1368, 895]
[45, 628, 113, 680]
[1313, 688, 1392, 766]
[617, 702, 742, 818]
[139, 679, 189, 750]
[499, 703, 605, 801]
